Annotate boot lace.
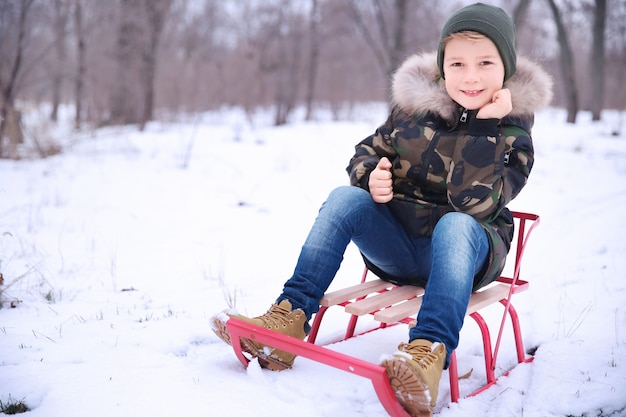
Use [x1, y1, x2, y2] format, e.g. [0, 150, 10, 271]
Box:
[399, 342, 438, 370]
[258, 303, 300, 330]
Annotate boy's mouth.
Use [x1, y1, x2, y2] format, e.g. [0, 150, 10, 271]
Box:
[461, 89, 483, 97]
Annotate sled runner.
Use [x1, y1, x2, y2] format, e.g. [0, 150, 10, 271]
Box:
[226, 211, 539, 416]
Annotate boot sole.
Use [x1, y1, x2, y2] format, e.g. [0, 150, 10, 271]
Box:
[210, 316, 292, 371]
[210, 315, 232, 346]
[240, 338, 292, 371]
[381, 358, 432, 417]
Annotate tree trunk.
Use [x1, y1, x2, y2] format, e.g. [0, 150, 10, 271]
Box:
[349, 0, 408, 97]
[139, 0, 171, 131]
[50, 0, 68, 123]
[349, 0, 388, 79]
[74, 0, 85, 130]
[265, 0, 302, 127]
[0, 0, 34, 157]
[590, 0, 606, 121]
[546, 0, 578, 124]
[110, 0, 143, 126]
[389, 0, 407, 77]
[1, 104, 24, 158]
[305, 0, 320, 121]
[512, 0, 533, 35]
[274, 32, 302, 126]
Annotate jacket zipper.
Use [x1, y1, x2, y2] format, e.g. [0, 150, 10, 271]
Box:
[460, 108, 468, 123]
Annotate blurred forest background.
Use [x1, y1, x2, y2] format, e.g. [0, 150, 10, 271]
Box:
[0, 0, 624, 159]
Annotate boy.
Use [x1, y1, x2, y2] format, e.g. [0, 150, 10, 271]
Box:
[211, 3, 552, 416]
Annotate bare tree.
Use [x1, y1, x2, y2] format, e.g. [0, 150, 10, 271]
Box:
[512, 0, 533, 34]
[272, 7, 304, 126]
[604, 0, 626, 112]
[109, 0, 143, 125]
[73, 0, 86, 130]
[155, 0, 226, 113]
[0, 0, 35, 158]
[50, 0, 69, 122]
[305, 0, 321, 121]
[139, 0, 172, 130]
[243, 0, 307, 126]
[590, 0, 606, 121]
[546, 0, 579, 123]
[349, 0, 409, 82]
[390, 0, 408, 73]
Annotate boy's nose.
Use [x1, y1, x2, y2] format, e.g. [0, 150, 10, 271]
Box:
[463, 69, 480, 83]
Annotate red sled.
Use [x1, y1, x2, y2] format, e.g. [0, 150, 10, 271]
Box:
[226, 211, 540, 416]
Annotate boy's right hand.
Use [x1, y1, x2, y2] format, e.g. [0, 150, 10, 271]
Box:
[477, 88, 512, 119]
[368, 157, 393, 203]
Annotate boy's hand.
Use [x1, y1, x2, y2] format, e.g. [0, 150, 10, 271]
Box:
[369, 157, 393, 203]
[477, 88, 512, 119]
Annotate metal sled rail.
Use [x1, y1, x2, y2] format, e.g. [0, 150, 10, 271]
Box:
[226, 318, 412, 417]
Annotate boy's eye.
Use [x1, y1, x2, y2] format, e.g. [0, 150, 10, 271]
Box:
[480, 61, 494, 66]
[450, 62, 463, 67]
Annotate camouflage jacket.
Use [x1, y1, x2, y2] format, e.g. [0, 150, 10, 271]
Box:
[347, 52, 553, 289]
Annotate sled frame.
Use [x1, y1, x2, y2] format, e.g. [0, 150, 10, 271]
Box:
[226, 211, 539, 416]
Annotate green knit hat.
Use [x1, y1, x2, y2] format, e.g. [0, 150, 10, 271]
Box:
[437, 2, 517, 81]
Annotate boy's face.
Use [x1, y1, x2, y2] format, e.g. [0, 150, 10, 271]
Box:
[442, 36, 506, 111]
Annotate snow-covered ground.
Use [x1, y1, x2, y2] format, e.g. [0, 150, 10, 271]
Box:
[1, 105, 625, 416]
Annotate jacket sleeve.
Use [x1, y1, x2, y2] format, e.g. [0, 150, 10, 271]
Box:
[346, 108, 400, 190]
[447, 115, 534, 221]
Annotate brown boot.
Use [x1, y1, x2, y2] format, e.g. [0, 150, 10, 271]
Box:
[381, 339, 447, 417]
[210, 300, 308, 371]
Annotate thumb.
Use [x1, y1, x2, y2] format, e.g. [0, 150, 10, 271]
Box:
[377, 157, 392, 170]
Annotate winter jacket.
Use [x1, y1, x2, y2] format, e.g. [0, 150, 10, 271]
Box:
[346, 52, 553, 289]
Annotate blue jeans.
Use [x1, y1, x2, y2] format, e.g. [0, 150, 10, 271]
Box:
[277, 186, 489, 368]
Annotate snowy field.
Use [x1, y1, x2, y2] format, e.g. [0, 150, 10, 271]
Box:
[1, 105, 625, 416]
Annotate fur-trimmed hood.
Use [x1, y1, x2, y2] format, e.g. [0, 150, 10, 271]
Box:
[391, 52, 553, 124]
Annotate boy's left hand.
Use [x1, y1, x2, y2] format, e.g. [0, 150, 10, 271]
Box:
[477, 88, 512, 119]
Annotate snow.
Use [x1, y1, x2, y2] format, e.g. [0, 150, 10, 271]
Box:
[1, 105, 625, 416]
